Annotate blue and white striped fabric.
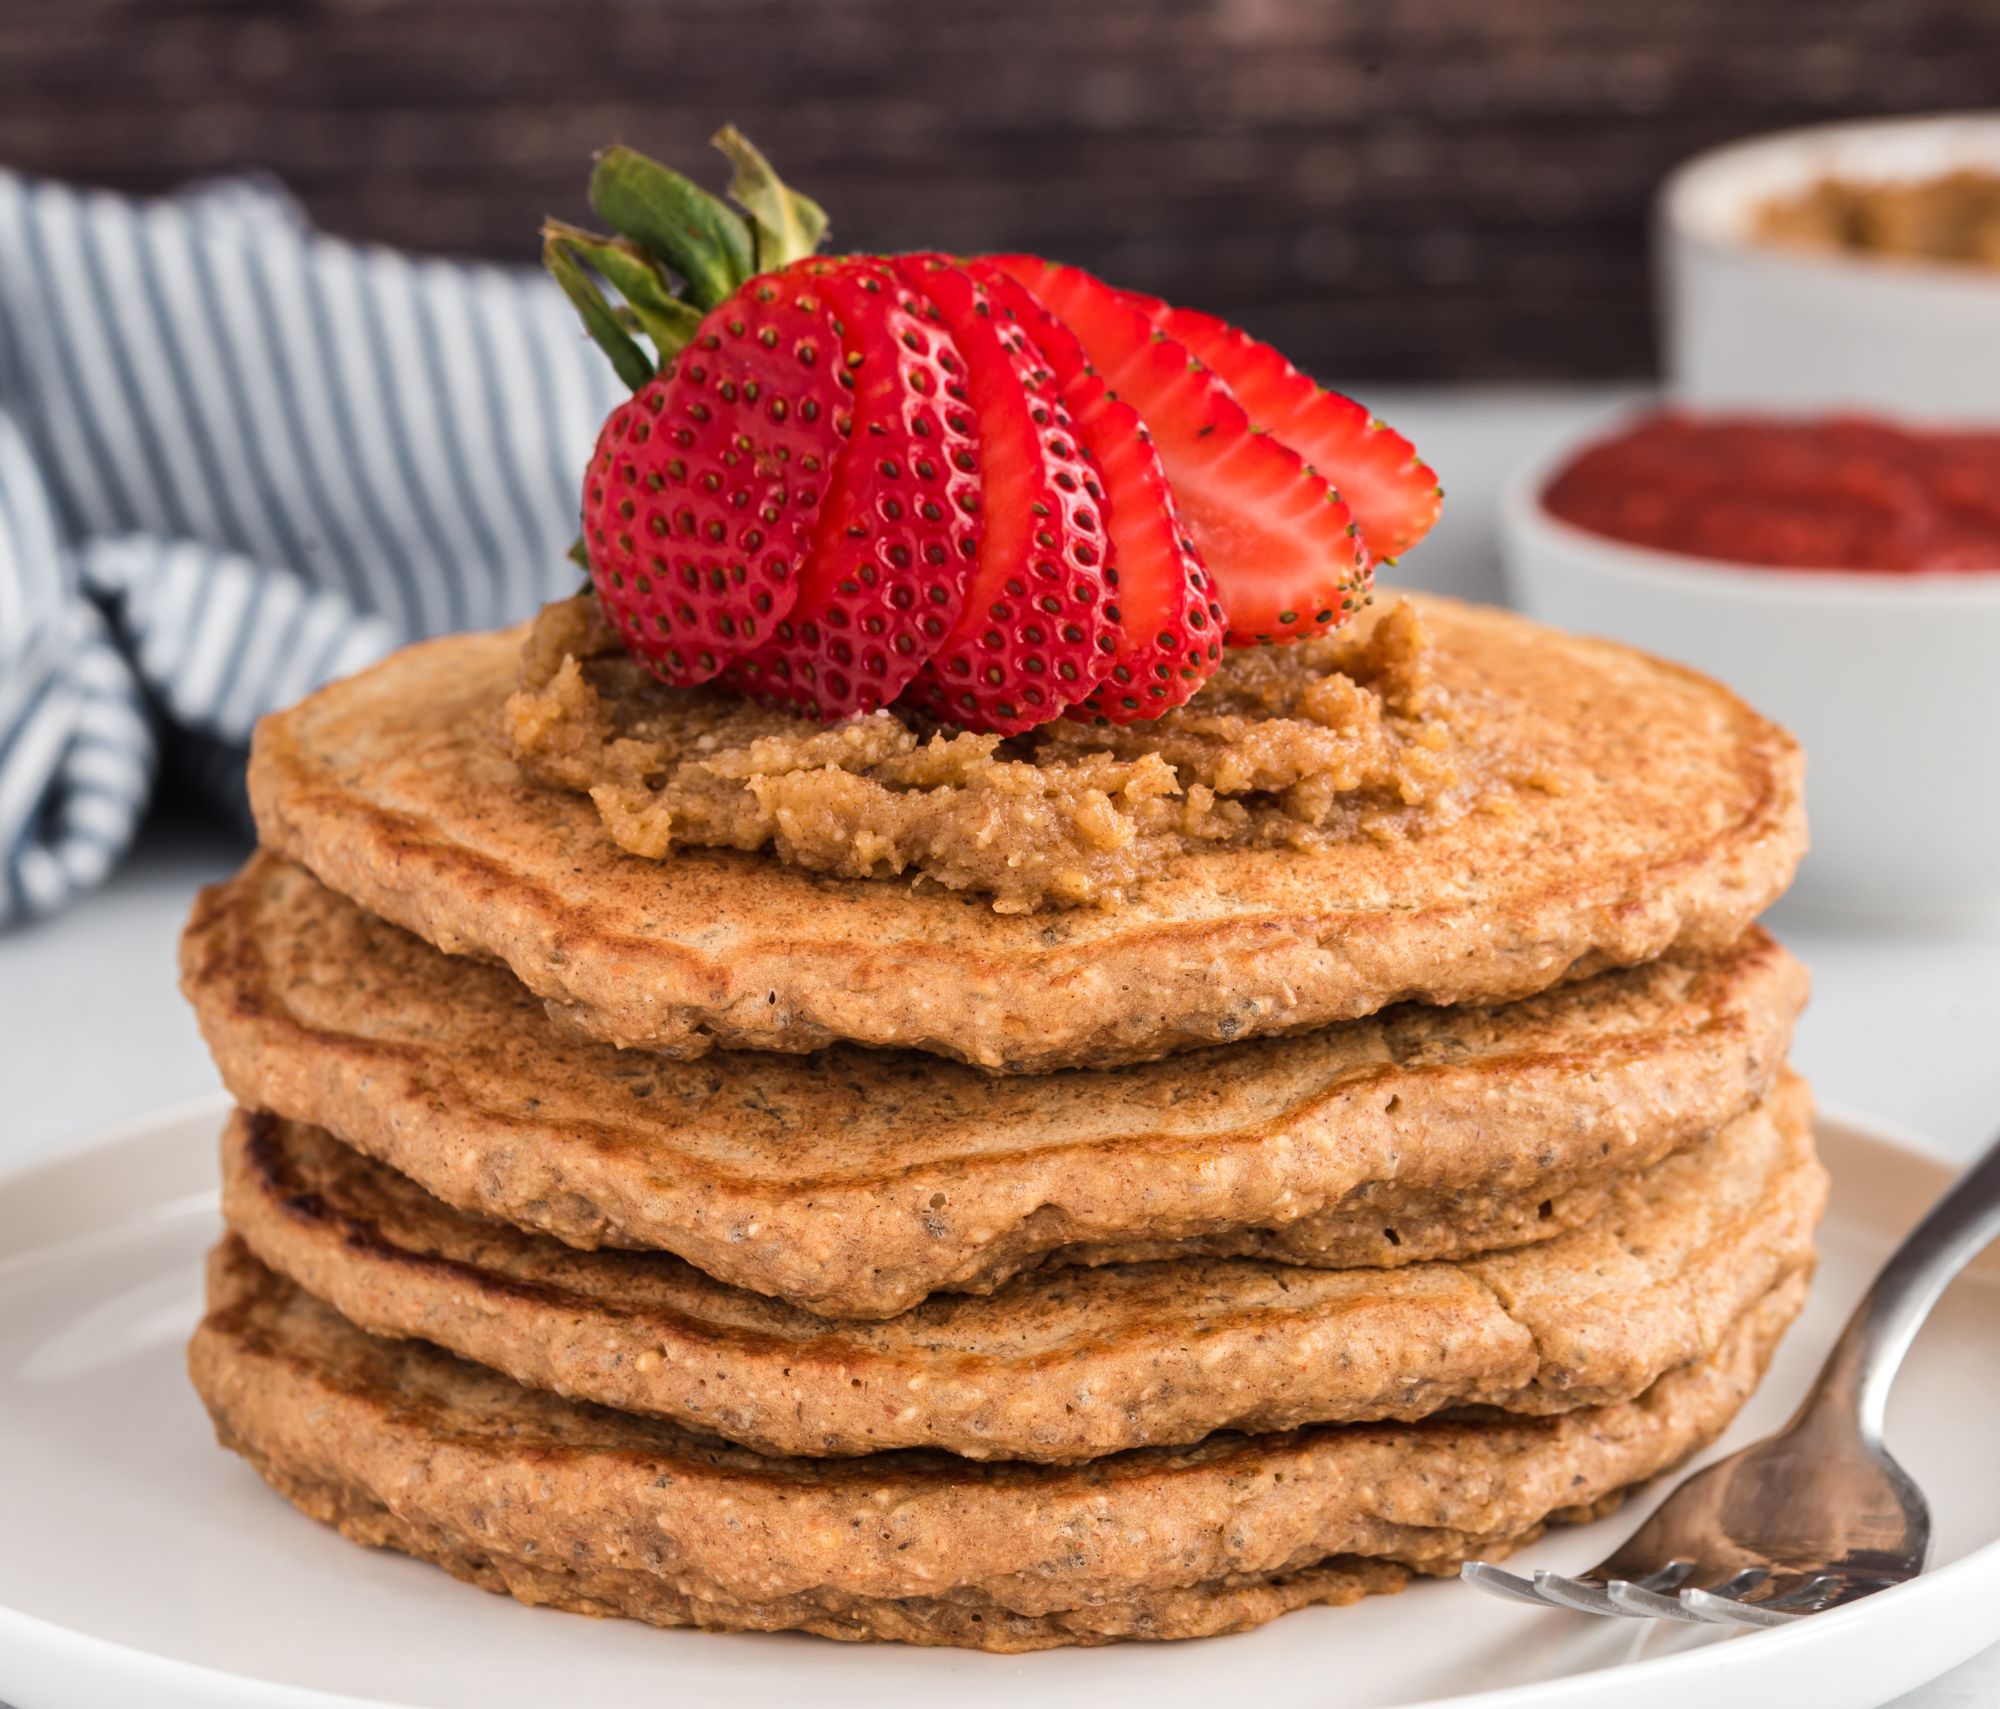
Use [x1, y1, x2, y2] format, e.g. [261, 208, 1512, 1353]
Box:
[0, 172, 622, 926]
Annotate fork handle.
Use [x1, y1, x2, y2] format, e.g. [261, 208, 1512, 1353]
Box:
[1806, 1127, 2000, 1439]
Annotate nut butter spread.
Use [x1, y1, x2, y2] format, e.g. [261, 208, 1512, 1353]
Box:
[1755, 169, 2000, 269]
[506, 592, 1549, 911]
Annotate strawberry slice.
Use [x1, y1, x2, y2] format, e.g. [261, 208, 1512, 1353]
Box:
[990, 256, 1369, 647]
[726, 258, 982, 716]
[1114, 290, 1441, 564]
[1057, 375, 1223, 720]
[890, 255, 1116, 733]
[964, 258, 1091, 390]
[969, 260, 1221, 721]
[583, 277, 853, 686]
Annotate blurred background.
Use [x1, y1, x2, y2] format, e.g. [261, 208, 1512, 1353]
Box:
[4, 0, 1998, 381]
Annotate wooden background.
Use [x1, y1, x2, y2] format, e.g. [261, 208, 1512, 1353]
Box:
[3, 0, 1995, 378]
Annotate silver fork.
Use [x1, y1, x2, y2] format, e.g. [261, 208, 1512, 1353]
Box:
[1464, 1125, 2000, 1626]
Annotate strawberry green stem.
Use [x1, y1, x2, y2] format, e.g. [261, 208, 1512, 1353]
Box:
[713, 124, 829, 273]
[547, 129, 829, 394]
[589, 147, 751, 311]
[544, 221, 703, 359]
[542, 236, 655, 390]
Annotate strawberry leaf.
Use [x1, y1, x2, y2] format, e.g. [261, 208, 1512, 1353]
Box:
[543, 235, 655, 391]
[713, 125, 828, 272]
[589, 146, 752, 310]
[544, 221, 702, 360]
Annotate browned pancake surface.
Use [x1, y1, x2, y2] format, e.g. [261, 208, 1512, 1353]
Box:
[246, 596, 1805, 1071]
[183, 856, 1807, 1317]
[221, 1081, 1821, 1459]
[189, 1242, 1805, 1651]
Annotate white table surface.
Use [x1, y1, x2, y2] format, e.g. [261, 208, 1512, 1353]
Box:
[1, 384, 1995, 1707]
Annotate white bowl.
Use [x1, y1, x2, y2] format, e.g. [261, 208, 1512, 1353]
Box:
[1501, 427, 2000, 924]
[1660, 113, 2000, 422]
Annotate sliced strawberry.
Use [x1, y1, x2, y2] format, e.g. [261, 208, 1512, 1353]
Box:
[583, 278, 853, 686]
[1114, 290, 1441, 564]
[890, 255, 1116, 733]
[725, 258, 982, 716]
[1057, 375, 1223, 720]
[963, 257, 1092, 390]
[969, 260, 1221, 721]
[990, 256, 1369, 647]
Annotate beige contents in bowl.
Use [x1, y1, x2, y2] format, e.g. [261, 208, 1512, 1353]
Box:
[1756, 168, 2000, 268]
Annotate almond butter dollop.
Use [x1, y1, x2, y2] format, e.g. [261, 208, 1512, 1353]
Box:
[505, 592, 1543, 912]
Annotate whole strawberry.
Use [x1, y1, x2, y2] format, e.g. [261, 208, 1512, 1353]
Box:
[547, 129, 1440, 734]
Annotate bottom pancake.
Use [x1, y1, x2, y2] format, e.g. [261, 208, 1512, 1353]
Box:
[189, 1242, 1807, 1651]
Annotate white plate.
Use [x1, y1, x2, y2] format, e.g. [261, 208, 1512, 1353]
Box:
[1, 1098, 1997, 1709]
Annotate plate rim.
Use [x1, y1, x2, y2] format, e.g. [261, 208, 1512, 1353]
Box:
[0, 1097, 1995, 1709]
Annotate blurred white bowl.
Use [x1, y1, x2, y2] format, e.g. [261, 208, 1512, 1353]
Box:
[1502, 431, 2000, 924]
[1661, 113, 2000, 422]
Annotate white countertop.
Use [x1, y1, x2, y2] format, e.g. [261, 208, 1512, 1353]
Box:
[2, 385, 1995, 1706]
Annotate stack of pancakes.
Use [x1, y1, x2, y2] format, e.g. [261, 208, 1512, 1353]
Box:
[179, 595, 1819, 1651]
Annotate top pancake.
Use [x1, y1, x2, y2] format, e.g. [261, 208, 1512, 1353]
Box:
[248, 594, 1805, 1072]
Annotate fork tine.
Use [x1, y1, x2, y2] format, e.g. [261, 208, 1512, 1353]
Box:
[1680, 1586, 1803, 1627]
[1605, 1579, 1705, 1621]
[1530, 1572, 1626, 1616]
[1712, 1567, 1771, 1597]
[1759, 1574, 1847, 1612]
[1458, 1562, 1554, 1606]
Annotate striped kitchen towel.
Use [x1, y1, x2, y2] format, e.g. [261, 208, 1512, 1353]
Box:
[0, 171, 622, 926]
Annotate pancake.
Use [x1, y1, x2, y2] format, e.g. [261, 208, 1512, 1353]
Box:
[190, 1241, 1805, 1651]
[246, 594, 1805, 1072]
[220, 1080, 1821, 1460]
[182, 855, 1808, 1318]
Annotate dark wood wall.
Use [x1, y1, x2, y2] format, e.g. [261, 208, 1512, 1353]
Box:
[4, 0, 1995, 378]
